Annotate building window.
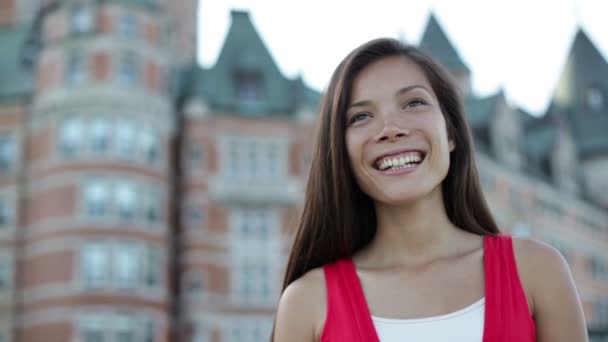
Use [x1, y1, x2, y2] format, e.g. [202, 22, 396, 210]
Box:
[0, 261, 10, 290]
[81, 242, 161, 289]
[66, 52, 87, 85]
[234, 70, 264, 102]
[80, 313, 105, 342]
[224, 140, 282, 179]
[235, 207, 271, 240]
[119, 13, 138, 38]
[183, 202, 203, 230]
[186, 143, 203, 171]
[0, 135, 16, 173]
[71, 6, 94, 35]
[60, 118, 83, 156]
[144, 247, 160, 287]
[587, 87, 604, 111]
[116, 183, 137, 220]
[144, 319, 155, 342]
[228, 320, 271, 342]
[142, 189, 160, 224]
[182, 271, 203, 296]
[238, 261, 271, 302]
[139, 128, 158, 164]
[84, 181, 109, 217]
[82, 242, 109, 288]
[0, 199, 11, 227]
[115, 243, 139, 289]
[115, 314, 136, 342]
[118, 53, 137, 86]
[90, 118, 111, 153]
[116, 120, 136, 158]
[80, 313, 156, 342]
[591, 256, 608, 281]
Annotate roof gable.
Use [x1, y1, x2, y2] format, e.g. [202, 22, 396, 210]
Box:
[196, 10, 319, 116]
[419, 13, 470, 73]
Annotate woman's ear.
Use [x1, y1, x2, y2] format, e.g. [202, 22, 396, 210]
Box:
[449, 139, 455, 152]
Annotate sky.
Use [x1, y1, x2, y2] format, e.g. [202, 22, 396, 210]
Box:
[197, 0, 608, 116]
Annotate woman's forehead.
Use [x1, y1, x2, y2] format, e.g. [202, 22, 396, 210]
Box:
[350, 56, 433, 102]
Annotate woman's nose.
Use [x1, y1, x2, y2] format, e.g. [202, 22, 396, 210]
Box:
[375, 117, 410, 143]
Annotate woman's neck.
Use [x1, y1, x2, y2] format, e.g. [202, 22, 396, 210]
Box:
[361, 187, 467, 267]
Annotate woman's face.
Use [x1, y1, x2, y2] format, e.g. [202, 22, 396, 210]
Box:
[345, 56, 454, 205]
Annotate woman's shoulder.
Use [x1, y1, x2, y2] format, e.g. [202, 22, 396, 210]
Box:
[510, 236, 588, 340]
[274, 267, 327, 341]
[510, 236, 572, 315]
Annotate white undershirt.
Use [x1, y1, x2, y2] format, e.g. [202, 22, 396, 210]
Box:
[371, 297, 485, 342]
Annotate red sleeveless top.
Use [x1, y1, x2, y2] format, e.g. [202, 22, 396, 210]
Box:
[321, 234, 536, 341]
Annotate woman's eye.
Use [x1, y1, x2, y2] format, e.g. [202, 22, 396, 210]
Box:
[404, 99, 426, 108]
[350, 112, 371, 123]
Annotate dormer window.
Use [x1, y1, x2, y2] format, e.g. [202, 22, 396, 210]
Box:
[71, 6, 94, 35]
[235, 70, 264, 102]
[587, 87, 604, 110]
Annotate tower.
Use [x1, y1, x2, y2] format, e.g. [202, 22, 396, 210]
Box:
[18, 0, 174, 340]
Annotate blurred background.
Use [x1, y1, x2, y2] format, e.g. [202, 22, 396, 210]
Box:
[0, 0, 606, 341]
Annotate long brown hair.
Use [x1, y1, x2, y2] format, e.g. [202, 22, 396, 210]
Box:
[281, 37, 499, 295]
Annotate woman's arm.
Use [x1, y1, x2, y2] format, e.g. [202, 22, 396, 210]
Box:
[514, 237, 589, 342]
[273, 268, 326, 342]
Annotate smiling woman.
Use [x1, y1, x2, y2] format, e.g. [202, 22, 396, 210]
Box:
[272, 38, 588, 342]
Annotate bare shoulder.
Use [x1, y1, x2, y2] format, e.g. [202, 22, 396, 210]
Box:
[274, 267, 327, 342]
[511, 236, 588, 341]
[511, 236, 568, 274]
[511, 237, 568, 309]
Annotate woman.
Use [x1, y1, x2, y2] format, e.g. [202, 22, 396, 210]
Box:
[273, 38, 587, 341]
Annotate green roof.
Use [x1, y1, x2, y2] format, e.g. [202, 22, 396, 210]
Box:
[465, 92, 501, 129]
[419, 13, 470, 73]
[547, 28, 608, 159]
[0, 25, 33, 100]
[194, 10, 320, 116]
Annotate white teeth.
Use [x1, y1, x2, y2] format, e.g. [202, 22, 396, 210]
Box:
[377, 151, 424, 171]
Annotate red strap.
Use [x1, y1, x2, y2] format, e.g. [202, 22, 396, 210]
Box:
[322, 259, 380, 341]
[483, 235, 536, 341]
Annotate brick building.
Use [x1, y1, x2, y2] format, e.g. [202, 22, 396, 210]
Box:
[0, 1, 606, 341]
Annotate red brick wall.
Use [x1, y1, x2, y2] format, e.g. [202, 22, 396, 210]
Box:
[0, 103, 25, 126]
[92, 52, 110, 81]
[0, 0, 15, 27]
[25, 185, 77, 225]
[36, 59, 58, 92]
[208, 203, 227, 233]
[205, 263, 228, 295]
[144, 19, 160, 44]
[20, 322, 72, 342]
[27, 125, 53, 163]
[98, 8, 112, 33]
[145, 60, 159, 91]
[288, 142, 300, 176]
[23, 250, 74, 287]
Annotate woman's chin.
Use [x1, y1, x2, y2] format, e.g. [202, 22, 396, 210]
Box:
[373, 186, 441, 207]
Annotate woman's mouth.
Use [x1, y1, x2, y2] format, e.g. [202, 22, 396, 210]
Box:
[374, 151, 426, 172]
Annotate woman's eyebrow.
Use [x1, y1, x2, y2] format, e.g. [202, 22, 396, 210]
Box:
[348, 84, 430, 109]
[395, 84, 429, 97]
[347, 100, 372, 110]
